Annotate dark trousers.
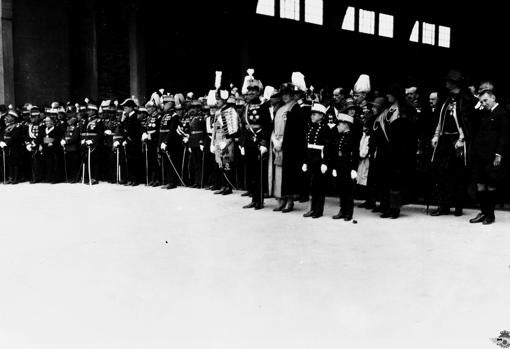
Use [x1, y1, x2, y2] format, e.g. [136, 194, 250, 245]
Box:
[189, 146, 204, 187]
[43, 150, 57, 183]
[145, 142, 159, 184]
[65, 151, 81, 183]
[161, 149, 181, 186]
[4, 149, 20, 183]
[245, 147, 266, 206]
[81, 147, 100, 182]
[309, 163, 326, 214]
[434, 137, 468, 210]
[336, 169, 354, 216]
[30, 152, 43, 183]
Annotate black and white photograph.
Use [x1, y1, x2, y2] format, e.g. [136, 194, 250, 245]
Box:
[1, 0, 510, 348]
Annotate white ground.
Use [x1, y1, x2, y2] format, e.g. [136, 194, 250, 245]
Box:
[0, 183, 509, 349]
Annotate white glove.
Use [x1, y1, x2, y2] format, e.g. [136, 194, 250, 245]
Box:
[219, 141, 227, 150]
[301, 163, 308, 172]
[141, 132, 149, 141]
[240, 146, 245, 156]
[104, 130, 113, 136]
[48, 143, 53, 147]
[431, 136, 438, 148]
[183, 137, 189, 144]
[160, 143, 167, 151]
[210, 144, 215, 154]
[321, 164, 328, 174]
[113, 141, 120, 148]
[60, 139, 66, 146]
[26, 145, 32, 152]
[39, 145, 43, 152]
[351, 170, 358, 180]
[86, 140, 93, 146]
[122, 140, 127, 147]
[200, 144, 204, 151]
[259, 146, 268, 155]
[332, 169, 337, 177]
[454, 139, 465, 149]
[81, 139, 85, 145]
[0, 141, 6, 148]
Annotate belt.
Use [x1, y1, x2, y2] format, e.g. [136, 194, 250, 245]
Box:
[4, 136, 11, 140]
[307, 144, 324, 150]
[43, 137, 55, 144]
[113, 136, 123, 140]
[160, 129, 170, 133]
[245, 124, 261, 129]
[82, 133, 98, 137]
[148, 130, 157, 134]
[191, 131, 204, 134]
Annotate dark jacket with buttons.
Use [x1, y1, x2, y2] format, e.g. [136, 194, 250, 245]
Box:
[241, 100, 272, 148]
[329, 130, 358, 173]
[304, 121, 330, 166]
[472, 104, 510, 163]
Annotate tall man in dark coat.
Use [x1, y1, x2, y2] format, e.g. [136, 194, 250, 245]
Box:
[120, 99, 142, 186]
[469, 89, 510, 224]
[431, 70, 476, 216]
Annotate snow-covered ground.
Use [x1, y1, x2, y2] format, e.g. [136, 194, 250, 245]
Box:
[0, 183, 509, 349]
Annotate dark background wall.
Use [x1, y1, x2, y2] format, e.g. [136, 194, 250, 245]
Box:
[8, 0, 509, 104]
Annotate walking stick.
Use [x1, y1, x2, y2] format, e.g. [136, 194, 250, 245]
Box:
[123, 144, 129, 183]
[144, 143, 149, 186]
[2, 148, 6, 184]
[87, 145, 92, 186]
[165, 151, 186, 187]
[181, 147, 186, 185]
[160, 152, 165, 185]
[116, 147, 120, 184]
[200, 147, 205, 189]
[222, 171, 238, 191]
[260, 152, 263, 207]
[81, 161, 85, 184]
[62, 147, 68, 183]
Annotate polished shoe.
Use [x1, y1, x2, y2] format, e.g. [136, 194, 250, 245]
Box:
[91, 179, 99, 185]
[312, 213, 322, 219]
[281, 201, 294, 213]
[453, 207, 463, 217]
[214, 187, 225, 194]
[430, 207, 450, 216]
[273, 202, 285, 212]
[163, 184, 176, 190]
[343, 215, 353, 222]
[469, 212, 486, 223]
[482, 215, 495, 225]
[241, 191, 251, 197]
[222, 188, 233, 195]
[332, 211, 344, 220]
[380, 210, 392, 218]
[243, 202, 256, 209]
[359, 201, 375, 209]
[390, 209, 400, 219]
[303, 210, 315, 218]
[253, 204, 263, 210]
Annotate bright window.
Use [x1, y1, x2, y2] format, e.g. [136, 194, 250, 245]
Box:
[256, 0, 275, 16]
[409, 21, 419, 42]
[378, 13, 393, 38]
[305, 0, 323, 25]
[359, 9, 375, 34]
[438, 26, 451, 48]
[341, 6, 355, 31]
[422, 22, 436, 45]
[281, 0, 299, 20]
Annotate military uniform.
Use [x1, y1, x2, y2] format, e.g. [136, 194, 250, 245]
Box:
[25, 114, 44, 183]
[187, 105, 207, 188]
[212, 101, 240, 195]
[120, 109, 142, 185]
[330, 119, 358, 220]
[62, 119, 81, 183]
[241, 98, 272, 208]
[142, 109, 161, 186]
[302, 107, 331, 218]
[41, 122, 61, 183]
[81, 108, 104, 184]
[1, 113, 24, 184]
[159, 109, 181, 189]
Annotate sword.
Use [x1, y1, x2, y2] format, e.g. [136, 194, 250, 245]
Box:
[63, 147, 68, 183]
[2, 148, 6, 184]
[144, 143, 149, 186]
[223, 171, 237, 191]
[81, 160, 85, 184]
[123, 143, 129, 183]
[260, 152, 263, 207]
[160, 152, 165, 185]
[181, 147, 186, 185]
[165, 151, 186, 187]
[200, 147, 205, 188]
[116, 147, 120, 184]
[87, 145, 92, 186]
